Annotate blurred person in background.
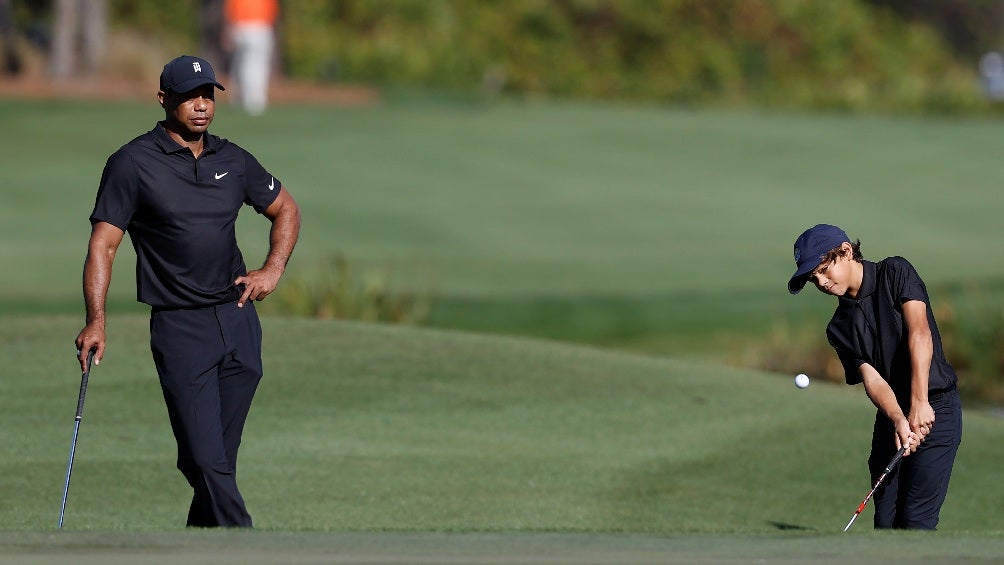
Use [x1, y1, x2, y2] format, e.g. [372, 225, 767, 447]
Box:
[0, 0, 22, 75]
[225, 0, 278, 116]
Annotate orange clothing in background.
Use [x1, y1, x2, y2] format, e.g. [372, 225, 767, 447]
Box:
[225, 0, 278, 24]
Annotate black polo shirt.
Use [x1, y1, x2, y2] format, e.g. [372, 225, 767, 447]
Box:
[826, 257, 957, 402]
[91, 122, 281, 308]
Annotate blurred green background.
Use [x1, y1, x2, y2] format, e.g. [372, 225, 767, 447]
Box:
[7, 0, 1004, 112]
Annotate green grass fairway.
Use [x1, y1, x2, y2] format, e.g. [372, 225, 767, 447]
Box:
[5, 531, 1004, 564]
[3, 315, 1004, 560]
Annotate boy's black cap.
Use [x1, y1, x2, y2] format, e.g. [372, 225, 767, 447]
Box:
[159, 55, 225, 93]
[788, 224, 850, 294]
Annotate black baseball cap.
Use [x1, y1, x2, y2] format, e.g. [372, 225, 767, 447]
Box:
[159, 55, 225, 93]
[788, 224, 850, 294]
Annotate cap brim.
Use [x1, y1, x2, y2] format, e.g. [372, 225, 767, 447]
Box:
[169, 78, 225, 93]
[787, 263, 816, 295]
[788, 273, 809, 294]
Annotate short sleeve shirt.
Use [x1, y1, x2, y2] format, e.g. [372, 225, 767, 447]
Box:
[91, 122, 281, 308]
[826, 257, 958, 400]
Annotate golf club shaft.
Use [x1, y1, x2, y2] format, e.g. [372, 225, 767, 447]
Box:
[58, 349, 94, 529]
[57, 422, 81, 528]
[842, 446, 907, 532]
[843, 512, 859, 532]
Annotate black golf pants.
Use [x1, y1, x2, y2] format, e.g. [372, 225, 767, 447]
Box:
[869, 388, 962, 530]
[150, 301, 263, 528]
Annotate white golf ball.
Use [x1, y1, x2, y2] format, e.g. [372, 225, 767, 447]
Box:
[795, 373, 810, 389]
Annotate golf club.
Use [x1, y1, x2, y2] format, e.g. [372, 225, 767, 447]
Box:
[842, 445, 907, 532]
[58, 348, 95, 529]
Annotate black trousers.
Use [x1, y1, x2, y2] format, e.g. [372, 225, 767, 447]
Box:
[869, 388, 962, 530]
[150, 301, 263, 528]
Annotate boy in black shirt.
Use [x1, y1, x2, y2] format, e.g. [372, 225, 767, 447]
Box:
[788, 224, 962, 529]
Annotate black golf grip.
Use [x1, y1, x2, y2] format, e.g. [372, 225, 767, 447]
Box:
[76, 350, 95, 420]
[884, 446, 907, 474]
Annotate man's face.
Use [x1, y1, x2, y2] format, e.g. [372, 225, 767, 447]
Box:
[160, 85, 215, 137]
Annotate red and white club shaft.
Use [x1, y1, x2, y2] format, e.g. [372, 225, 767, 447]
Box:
[842, 446, 907, 532]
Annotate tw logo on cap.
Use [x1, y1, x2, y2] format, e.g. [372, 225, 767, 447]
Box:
[159, 55, 225, 92]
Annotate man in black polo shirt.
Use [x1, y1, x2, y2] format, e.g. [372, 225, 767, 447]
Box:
[74, 55, 301, 528]
[788, 224, 962, 530]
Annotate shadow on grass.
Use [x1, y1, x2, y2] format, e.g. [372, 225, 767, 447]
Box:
[768, 520, 815, 531]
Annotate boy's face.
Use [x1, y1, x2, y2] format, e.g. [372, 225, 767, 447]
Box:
[808, 244, 855, 297]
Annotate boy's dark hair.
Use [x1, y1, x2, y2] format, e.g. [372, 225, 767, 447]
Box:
[821, 239, 863, 265]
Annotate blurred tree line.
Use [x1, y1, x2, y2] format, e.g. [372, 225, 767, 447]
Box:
[865, 0, 1004, 59]
[4, 0, 1003, 112]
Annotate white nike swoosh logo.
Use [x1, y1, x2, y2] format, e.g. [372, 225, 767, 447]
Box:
[215, 172, 229, 180]
[268, 177, 275, 191]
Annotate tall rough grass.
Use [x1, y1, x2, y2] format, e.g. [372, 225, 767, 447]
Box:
[935, 291, 1004, 404]
[261, 254, 433, 324]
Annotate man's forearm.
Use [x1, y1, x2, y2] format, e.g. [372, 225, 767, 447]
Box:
[263, 202, 300, 273]
[82, 245, 115, 326]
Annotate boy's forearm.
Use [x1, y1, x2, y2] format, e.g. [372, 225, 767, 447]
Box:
[903, 300, 934, 404]
[908, 330, 933, 404]
[861, 364, 905, 422]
